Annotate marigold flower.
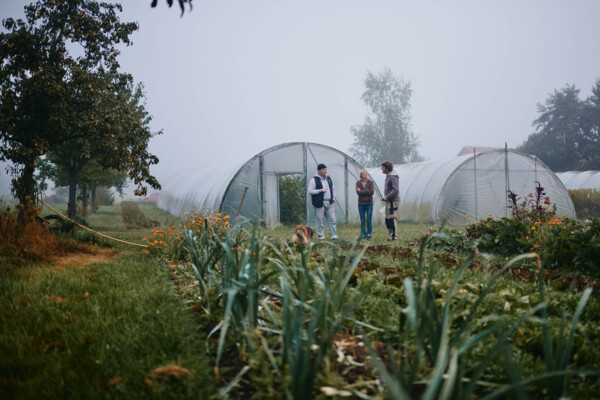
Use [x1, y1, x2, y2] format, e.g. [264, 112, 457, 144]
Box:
[142, 237, 147, 241]
[171, 264, 177, 269]
[144, 249, 149, 254]
[562, 214, 567, 218]
[531, 226, 535, 230]
[184, 212, 189, 215]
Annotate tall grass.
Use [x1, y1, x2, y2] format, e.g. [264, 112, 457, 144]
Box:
[0, 254, 215, 399]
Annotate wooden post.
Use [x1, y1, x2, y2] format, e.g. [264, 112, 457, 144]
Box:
[236, 186, 249, 217]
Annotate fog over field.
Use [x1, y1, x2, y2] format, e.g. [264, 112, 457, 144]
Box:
[1, 0, 600, 197]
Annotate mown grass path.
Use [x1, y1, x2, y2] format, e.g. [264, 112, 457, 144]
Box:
[0, 252, 215, 399]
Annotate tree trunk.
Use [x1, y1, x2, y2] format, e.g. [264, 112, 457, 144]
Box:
[81, 184, 88, 216]
[16, 163, 36, 223]
[91, 186, 98, 213]
[68, 168, 79, 219]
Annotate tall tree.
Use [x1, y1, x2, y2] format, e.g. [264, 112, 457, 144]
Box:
[350, 68, 422, 167]
[0, 0, 141, 216]
[580, 79, 600, 169]
[518, 84, 598, 171]
[46, 69, 160, 217]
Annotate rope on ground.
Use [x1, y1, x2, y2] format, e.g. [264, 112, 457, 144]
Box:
[38, 198, 149, 249]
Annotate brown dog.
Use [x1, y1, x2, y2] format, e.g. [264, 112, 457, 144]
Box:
[292, 224, 314, 246]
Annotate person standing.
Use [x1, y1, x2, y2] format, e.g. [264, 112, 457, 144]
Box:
[356, 170, 374, 239]
[381, 161, 400, 240]
[308, 163, 338, 240]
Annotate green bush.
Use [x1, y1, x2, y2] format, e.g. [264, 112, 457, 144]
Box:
[95, 186, 115, 206]
[540, 218, 600, 274]
[121, 201, 157, 228]
[467, 217, 530, 256]
[466, 183, 600, 273]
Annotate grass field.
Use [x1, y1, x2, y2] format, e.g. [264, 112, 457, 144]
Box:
[2, 202, 599, 399]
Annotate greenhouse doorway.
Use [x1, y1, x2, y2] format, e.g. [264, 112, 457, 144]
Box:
[278, 174, 306, 225]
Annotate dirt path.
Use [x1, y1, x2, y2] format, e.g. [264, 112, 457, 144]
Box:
[51, 247, 117, 270]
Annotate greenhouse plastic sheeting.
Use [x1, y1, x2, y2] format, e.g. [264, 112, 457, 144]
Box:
[157, 142, 383, 227]
[368, 149, 576, 225]
[556, 171, 600, 190]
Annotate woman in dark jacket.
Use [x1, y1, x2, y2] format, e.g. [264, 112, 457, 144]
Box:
[356, 170, 375, 239]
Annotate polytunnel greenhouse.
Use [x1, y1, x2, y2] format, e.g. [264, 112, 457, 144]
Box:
[157, 142, 383, 227]
[367, 149, 576, 225]
[556, 171, 600, 190]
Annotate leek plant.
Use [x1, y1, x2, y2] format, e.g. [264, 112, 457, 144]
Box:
[365, 233, 598, 399]
[260, 241, 373, 400]
[538, 271, 593, 399]
[207, 221, 279, 373]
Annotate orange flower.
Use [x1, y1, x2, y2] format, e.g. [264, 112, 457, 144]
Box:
[142, 237, 147, 241]
[144, 249, 149, 254]
[171, 264, 177, 269]
[531, 226, 536, 230]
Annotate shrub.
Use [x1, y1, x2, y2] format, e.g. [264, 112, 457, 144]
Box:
[467, 217, 530, 256]
[0, 203, 63, 265]
[540, 218, 600, 275]
[466, 183, 600, 273]
[121, 201, 157, 228]
[94, 186, 115, 206]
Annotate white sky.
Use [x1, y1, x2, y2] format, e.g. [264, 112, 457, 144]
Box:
[2, 0, 600, 196]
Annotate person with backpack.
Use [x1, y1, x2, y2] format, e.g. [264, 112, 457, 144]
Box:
[308, 163, 338, 240]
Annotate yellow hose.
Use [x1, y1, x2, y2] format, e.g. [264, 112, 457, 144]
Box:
[38, 198, 149, 249]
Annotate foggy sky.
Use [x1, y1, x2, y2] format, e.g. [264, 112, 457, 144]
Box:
[1, 0, 600, 196]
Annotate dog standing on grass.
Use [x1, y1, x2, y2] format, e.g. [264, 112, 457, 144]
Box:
[292, 224, 314, 246]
